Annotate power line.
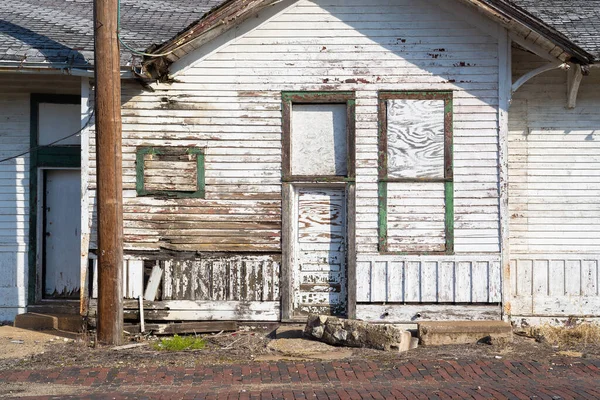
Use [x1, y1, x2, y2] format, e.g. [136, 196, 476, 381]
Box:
[0, 110, 94, 164]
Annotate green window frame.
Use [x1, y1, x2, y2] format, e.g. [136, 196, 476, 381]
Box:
[136, 146, 205, 198]
[377, 91, 454, 255]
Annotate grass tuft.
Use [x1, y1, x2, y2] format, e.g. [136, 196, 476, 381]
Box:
[536, 323, 600, 347]
[153, 334, 206, 351]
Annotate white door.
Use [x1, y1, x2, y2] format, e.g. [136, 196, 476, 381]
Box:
[293, 187, 347, 317]
[43, 169, 81, 298]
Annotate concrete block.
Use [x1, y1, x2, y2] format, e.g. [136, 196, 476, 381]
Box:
[418, 321, 513, 346]
[14, 313, 84, 333]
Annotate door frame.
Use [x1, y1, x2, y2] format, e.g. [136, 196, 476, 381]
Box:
[280, 91, 357, 321]
[28, 94, 81, 303]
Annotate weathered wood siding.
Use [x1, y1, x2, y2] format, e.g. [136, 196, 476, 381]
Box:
[0, 74, 80, 320]
[86, 0, 504, 318]
[508, 49, 600, 319]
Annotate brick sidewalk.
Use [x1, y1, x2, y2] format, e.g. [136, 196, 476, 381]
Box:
[1, 359, 599, 399]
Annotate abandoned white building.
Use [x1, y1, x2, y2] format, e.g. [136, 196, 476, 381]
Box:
[0, 0, 599, 327]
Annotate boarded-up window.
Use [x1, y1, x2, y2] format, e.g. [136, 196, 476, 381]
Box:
[38, 102, 81, 146]
[291, 104, 348, 176]
[378, 92, 453, 254]
[136, 147, 205, 198]
[282, 92, 355, 182]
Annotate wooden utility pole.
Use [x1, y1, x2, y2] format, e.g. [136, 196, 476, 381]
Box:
[93, 0, 124, 345]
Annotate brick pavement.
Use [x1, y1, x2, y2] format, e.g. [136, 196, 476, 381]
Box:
[1, 358, 599, 399]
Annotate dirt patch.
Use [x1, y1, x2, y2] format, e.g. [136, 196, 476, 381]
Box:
[0, 325, 599, 372]
[0, 382, 84, 398]
[0, 326, 75, 361]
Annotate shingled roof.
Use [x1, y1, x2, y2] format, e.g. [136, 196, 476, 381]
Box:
[506, 0, 600, 59]
[0, 0, 221, 67]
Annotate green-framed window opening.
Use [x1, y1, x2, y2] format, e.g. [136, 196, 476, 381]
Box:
[281, 91, 356, 183]
[377, 91, 454, 255]
[136, 146, 205, 198]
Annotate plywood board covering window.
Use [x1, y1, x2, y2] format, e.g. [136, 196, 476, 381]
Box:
[378, 92, 453, 255]
[136, 147, 205, 198]
[282, 92, 355, 182]
[291, 104, 348, 176]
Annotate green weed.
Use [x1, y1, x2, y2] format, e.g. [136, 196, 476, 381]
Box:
[153, 334, 206, 351]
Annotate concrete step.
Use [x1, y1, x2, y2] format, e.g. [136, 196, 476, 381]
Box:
[14, 313, 85, 333]
[418, 321, 513, 346]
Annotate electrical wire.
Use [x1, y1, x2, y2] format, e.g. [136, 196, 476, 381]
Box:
[0, 110, 94, 164]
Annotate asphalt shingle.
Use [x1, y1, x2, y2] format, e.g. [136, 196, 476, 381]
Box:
[507, 0, 600, 59]
[0, 0, 222, 66]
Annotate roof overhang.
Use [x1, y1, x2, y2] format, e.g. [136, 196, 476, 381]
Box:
[142, 0, 597, 79]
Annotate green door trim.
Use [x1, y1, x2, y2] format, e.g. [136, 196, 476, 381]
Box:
[28, 94, 81, 304]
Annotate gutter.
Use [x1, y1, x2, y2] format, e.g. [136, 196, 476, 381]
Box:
[0, 61, 136, 79]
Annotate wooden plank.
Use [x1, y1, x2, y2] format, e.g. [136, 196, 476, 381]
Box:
[122, 301, 280, 321]
[126, 259, 144, 299]
[124, 321, 237, 335]
[356, 304, 501, 323]
[144, 263, 163, 301]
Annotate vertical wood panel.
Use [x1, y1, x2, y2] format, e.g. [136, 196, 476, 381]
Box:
[565, 260, 581, 296]
[533, 260, 549, 296]
[488, 261, 502, 302]
[472, 261, 489, 302]
[581, 260, 598, 296]
[455, 261, 472, 302]
[356, 261, 371, 302]
[516, 259, 533, 296]
[387, 261, 404, 302]
[420, 261, 438, 302]
[438, 261, 455, 302]
[371, 261, 387, 302]
[548, 260, 565, 296]
[404, 261, 421, 302]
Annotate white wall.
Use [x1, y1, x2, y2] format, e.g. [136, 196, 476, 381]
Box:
[509, 49, 600, 321]
[0, 74, 79, 321]
[119, 0, 505, 321]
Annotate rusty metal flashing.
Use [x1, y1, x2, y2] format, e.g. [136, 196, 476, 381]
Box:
[377, 91, 454, 256]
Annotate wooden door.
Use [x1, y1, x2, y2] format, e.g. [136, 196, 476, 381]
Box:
[43, 169, 81, 298]
[293, 187, 347, 317]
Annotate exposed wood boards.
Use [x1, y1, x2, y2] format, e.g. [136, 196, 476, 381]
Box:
[124, 321, 237, 335]
[162, 255, 280, 302]
[356, 258, 501, 304]
[108, 0, 502, 256]
[121, 301, 280, 321]
[143, 263, 163, 301]
[356, 304, 501, 323]
[293, 188, 347, 317]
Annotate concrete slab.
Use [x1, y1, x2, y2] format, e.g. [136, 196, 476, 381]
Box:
[266, 338, 353, 360]
[418, 321, 513, 346]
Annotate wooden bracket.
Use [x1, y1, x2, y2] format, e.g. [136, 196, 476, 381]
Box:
[512, 61, 566, 94]
[567, 64, 583, 109]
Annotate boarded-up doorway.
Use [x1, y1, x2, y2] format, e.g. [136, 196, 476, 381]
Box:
[281, 92, 356, 320]
[293, 187, 347, 317]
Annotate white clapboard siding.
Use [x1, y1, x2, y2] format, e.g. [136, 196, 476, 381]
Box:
[509, 51, 600, 254]
[106, 0, 500, 259]
[508, 49, 600, 317]
[0, 74, 80, 320]
[356, 256, 502, 303]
